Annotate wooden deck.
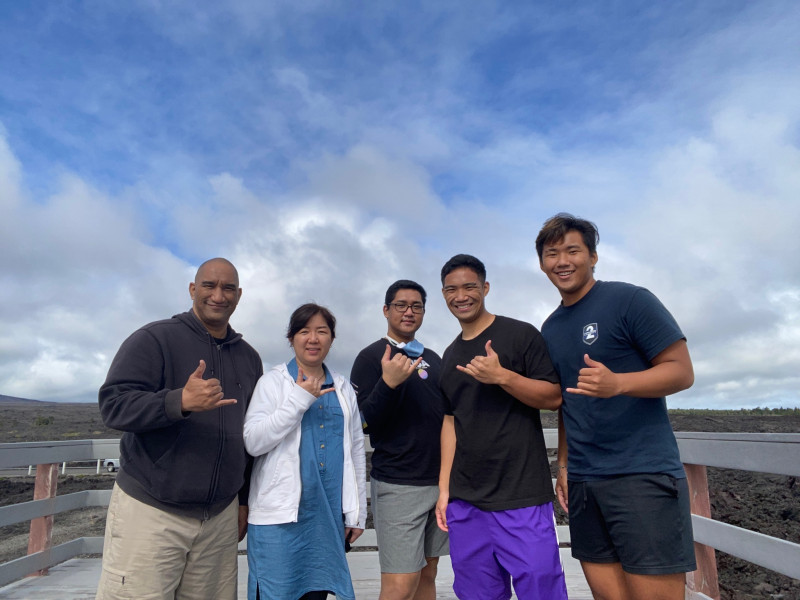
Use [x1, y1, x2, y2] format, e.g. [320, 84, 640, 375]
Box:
[0, 549, 593, 599]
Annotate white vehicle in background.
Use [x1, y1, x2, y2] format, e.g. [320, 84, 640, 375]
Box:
[103, 458, 120, 473]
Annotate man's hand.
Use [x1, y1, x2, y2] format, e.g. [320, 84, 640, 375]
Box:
[456, 340, 508, 385]
[381, 344, 423, 389]
[555, 469, 568, 513]
[345, 527, 364, 544]
[296, 366, 336, 398]
[181, 360, 238, 412]
[435, 490, 449, 532]
[238, 505, 248, 541]
[566, 354, 622, 398]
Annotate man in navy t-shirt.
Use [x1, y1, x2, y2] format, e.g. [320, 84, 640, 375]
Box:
[536, 213, 697, 600]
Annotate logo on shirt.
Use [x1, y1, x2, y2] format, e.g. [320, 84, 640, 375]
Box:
[417, 359, 430, 379]
[582, 323, 598, 345]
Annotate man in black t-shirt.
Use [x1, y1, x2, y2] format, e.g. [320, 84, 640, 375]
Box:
[351, 280, 449, 600]
[435, 255, 567, 600]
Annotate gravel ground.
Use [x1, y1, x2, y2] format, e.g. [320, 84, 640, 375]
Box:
[2, 402, 798, 599]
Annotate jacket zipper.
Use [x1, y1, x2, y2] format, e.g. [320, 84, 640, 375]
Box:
[205, 341, 226, 519]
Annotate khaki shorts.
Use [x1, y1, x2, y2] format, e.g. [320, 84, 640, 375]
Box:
[96, 483, 239, 600]
[371, 478, 449, 573]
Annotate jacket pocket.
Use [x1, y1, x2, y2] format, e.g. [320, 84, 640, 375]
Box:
[252, 443, 299, 511]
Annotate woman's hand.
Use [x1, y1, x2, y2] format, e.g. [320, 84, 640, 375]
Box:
[345, 527, 363, 543]
[296, 366, 336, 398]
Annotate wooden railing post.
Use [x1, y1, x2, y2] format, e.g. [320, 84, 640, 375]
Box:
[26, 463, 59, 577]
[684, 463, 720, 600]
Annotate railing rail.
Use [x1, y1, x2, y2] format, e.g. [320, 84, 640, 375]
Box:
[1, 432, 799, 597]
[675, 432, 800, 599]
[0, 490, 113, 528]
[676, 432, 800, 476]
[0, 439, 121, 468]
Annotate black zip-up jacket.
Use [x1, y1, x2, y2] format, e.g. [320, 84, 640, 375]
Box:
[99, 310, 263, 519]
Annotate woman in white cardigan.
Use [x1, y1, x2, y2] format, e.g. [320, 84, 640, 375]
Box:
[244, 303, 367, 600]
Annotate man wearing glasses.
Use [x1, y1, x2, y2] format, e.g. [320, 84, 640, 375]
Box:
[351, 280, 449, 600]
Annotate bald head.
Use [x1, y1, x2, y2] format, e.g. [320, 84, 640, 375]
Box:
[195, 258, 239, 286]
[190, 258, 242, 337]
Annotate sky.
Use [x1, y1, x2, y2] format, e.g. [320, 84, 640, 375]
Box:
[1, 1, 798, 409]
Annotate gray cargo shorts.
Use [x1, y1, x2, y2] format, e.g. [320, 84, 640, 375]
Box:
[371, 478, 450, 573]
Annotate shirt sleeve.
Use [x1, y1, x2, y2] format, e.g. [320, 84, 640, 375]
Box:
[438, 349, 455, 416]
[98, 329, 188, 433]
[239, 347, 263, 506]
[626, 288, 685, 361]
[522, 325, 560, 384]
[243, 371, 317, 457]
[350, 344, 403, 432]
[341, 379, 368, 528]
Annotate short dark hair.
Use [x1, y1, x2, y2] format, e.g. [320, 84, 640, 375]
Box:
[384, 280, 427, 307]
[535, 213, 600, 261]
[440, 254, 486, 285]
[286, 303, 337, 341]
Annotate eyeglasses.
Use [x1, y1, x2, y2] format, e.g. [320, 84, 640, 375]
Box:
[388, 302, 425, 314]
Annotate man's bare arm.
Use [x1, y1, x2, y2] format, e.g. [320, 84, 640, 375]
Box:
[566, 339, 694, 399]
[555, 408, 568, 513]
[436, 415, 456, 532]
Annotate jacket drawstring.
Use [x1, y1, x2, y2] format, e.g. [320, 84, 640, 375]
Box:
[205, 335, 216, 376]
[229, 348, 243, 390]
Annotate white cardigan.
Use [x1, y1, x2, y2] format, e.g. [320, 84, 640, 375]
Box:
[243, 362, 367, 528]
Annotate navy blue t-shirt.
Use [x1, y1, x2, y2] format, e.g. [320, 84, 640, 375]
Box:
[541, 281, 686, 480]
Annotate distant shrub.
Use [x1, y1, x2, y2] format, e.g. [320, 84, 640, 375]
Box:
[34, 416, 54, 427]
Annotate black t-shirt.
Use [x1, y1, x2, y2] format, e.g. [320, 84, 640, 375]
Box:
[350, 339, 447, 485]
[440, 315, 558, 510]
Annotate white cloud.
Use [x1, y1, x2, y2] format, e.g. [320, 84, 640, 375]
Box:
[0, 127, 23, 209]
[303, 145, 447, 230]
[1, 2, 798, 410]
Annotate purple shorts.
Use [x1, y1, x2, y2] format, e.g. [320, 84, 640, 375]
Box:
[446, 499, 567, 600]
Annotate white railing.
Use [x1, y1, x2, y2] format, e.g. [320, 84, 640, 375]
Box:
[675, 432, 800, 600]
[1, 432, 799, 599]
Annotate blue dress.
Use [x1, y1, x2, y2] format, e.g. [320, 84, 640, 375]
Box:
[247, 359, 355, 600]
